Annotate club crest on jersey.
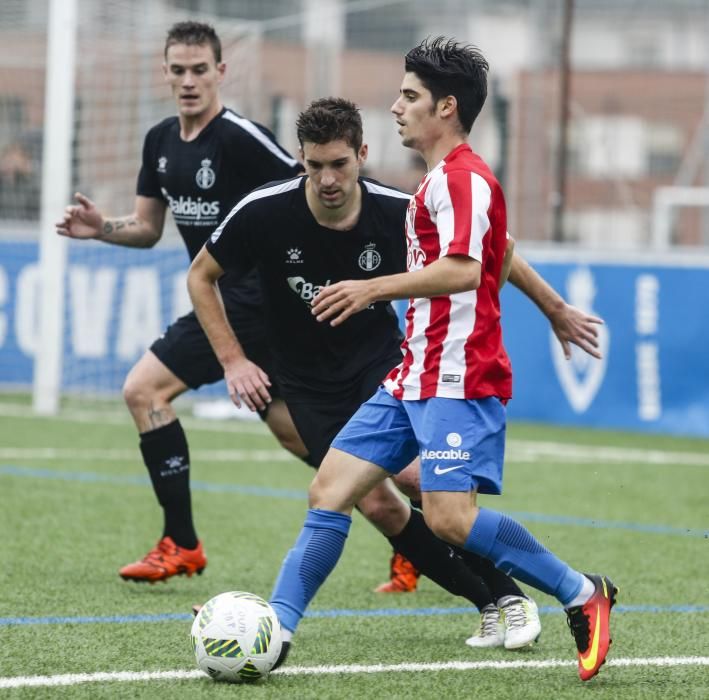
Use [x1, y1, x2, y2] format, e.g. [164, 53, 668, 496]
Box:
[157, 156, 168, 173]
[195, 158, 216, 189]
[358, 243, 381, 272]
[286, 248, 303, 264]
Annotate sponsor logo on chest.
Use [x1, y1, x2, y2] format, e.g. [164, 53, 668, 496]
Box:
[287, 276, 330, 304]
[161, 187, 220, 224]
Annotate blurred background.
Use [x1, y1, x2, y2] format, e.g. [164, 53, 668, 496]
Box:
[3, 0, 709, 246]
[1, 0, 708, 436]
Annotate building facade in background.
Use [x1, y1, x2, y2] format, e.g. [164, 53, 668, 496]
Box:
[1, 0, 708, 248]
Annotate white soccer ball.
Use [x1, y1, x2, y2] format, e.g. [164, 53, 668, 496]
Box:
[191, 591, 283, 683]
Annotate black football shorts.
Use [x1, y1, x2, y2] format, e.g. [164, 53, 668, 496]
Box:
[150, 302, 281, 400]
[282, 354, 402, 469]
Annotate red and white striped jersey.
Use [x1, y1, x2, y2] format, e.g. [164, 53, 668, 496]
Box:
[383, 143, 512, 401]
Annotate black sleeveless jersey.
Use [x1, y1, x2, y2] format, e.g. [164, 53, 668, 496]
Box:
[137, 107, 301, 307]
[206, 176, 410, 396]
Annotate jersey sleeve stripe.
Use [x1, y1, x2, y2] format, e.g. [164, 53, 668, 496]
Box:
[362, 180, 412, 200]
[209, 177, 301, 243]
[221, 110, 299, 168]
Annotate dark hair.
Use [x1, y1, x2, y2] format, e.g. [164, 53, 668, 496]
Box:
[165, 21, 222, 63]
[296, 98, 363, 152]
[404, 36, 488, 133]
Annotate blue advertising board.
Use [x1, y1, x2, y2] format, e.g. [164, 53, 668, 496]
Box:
[500, 256, 709, 437]
[1, 241, 708, 436]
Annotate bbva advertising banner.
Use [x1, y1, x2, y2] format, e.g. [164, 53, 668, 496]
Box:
[0, 241, 707, 437]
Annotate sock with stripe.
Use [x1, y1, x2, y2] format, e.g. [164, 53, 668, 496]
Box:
[464, 507, 585, 606]
[270, 509, 351, 633]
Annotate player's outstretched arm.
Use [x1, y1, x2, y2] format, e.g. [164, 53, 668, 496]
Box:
[312, 255, 480, 327]
[188, 247, 272, 411]
[507, 253, 603, 360]
[55, 193, 166, 248]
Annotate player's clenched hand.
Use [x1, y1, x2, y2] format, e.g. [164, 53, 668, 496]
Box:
[56, 192, 103, 239]
[223, 357, 272, 412]
[550, 303, 603, 360]
[311, 280, 374, 326]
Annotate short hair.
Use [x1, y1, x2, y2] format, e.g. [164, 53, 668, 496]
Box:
[296, 98, 363, 153]
[164, 21, 222, 63]
[404, 36, 489, 134]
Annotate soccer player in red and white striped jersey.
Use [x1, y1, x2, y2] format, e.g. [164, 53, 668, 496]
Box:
[385, 142, 511, 401]
[265, 38, 617, 681]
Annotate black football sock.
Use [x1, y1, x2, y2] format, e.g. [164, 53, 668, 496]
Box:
[388, 509, 494, 611]
[140, 420, 198, 550]
[453, 546, 527, 602]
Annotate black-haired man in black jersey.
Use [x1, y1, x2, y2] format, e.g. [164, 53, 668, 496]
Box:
[55, 21, 307, 583]
[188, 97, 558, 651]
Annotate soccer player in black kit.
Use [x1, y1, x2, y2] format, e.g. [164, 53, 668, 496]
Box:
[55, 21, 307, 583]
[189, 97, 551, 651]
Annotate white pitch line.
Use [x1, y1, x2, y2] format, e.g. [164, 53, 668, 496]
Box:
[507, 440, 709, 467]
[1, 443, 708, 467]
[0, 403, 270, 435]
[0, 447, 296, 462]
[2, 401, 708, 466]
[1, 657, 707, 688]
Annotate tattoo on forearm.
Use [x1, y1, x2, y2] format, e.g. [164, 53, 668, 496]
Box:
[103, 217, 138, 236]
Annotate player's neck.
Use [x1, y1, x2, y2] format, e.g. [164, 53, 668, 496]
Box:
[421, 133, 467, 171]
[178, 101, 223, 142]
[306, 180, 362, 231]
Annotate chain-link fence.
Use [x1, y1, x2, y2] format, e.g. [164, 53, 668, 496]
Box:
[1, 0, 708, 246]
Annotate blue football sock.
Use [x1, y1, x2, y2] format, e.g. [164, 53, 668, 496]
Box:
[464, 508, 584, 606]
[270, 509, 351, 633]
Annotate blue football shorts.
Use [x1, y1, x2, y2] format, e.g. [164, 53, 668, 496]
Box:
[331, 386, 506, 495]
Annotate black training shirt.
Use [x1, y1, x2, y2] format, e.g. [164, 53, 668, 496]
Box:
[137, 107, 301, 307]
[206, 176, 409, 396]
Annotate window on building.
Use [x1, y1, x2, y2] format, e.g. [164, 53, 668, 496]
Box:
[647, 122, 683, 177]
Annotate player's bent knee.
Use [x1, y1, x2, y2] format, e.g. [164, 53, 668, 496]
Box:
[391, 465, 421, 500]
[272, 429, 308, 460]
[355, 489, 409, 536]
[308, 472, 357, 514]
[422, 509, 468, 548]
[357, 497, 401, 527]
[122, 372, 151, 412]
[307, 473, 337, 509]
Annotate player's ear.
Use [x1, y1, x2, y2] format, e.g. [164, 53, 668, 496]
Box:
[216, 61, 226, 83]
[358, 143, 368, 166]
[439, 94, 457, 120]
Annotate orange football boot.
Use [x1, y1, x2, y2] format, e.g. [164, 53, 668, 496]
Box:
[119, 536, 206, 583]
[566, 574, 618, 681]
[374, 551, 420, 593]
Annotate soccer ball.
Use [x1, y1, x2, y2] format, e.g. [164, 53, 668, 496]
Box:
[191, 591, 283, 683]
